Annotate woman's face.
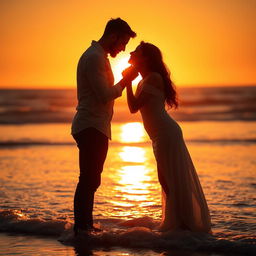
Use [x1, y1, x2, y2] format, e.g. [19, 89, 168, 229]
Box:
[128, 45, 145, 68]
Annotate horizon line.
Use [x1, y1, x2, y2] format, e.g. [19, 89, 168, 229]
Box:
[0, 84, 255, 90]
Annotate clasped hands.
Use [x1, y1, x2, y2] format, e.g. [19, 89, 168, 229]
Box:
[121, 66, 138, 87]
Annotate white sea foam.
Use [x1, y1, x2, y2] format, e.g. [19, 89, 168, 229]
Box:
[0, 210, 70, 236]
[1, 210, 255, 255]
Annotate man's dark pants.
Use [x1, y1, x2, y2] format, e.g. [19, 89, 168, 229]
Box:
[72, 127, 108, 232]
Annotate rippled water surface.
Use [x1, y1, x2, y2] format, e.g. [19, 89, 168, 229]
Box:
[0, 121, 255, 255]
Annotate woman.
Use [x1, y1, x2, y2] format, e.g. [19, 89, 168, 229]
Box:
[123, 42, 211, 233]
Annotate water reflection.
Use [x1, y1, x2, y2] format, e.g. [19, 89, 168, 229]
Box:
[117, 165, 151, 202]
[120, 122, 145, 143]
[111, 122, 157, 215]
[119, 146, 146, 163]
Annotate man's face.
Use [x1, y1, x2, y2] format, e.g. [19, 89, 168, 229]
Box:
[109, 34, 130, 57]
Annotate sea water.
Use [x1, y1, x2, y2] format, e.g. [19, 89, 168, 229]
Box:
[0, 87, 255, 255]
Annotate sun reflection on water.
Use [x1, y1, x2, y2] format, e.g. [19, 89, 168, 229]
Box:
[113, 122, 155, 210]
[120, 122, 145, 143]
[119, 146, 146, 163]
[117, 165, 151, 201]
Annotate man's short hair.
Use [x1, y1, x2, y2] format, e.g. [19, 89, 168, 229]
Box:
[103, 18, 136, 38]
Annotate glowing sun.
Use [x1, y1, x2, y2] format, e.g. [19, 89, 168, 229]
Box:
[111, 55, 142, 85]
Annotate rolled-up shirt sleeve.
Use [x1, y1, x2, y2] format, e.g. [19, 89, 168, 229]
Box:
[85, 54, 122, 104]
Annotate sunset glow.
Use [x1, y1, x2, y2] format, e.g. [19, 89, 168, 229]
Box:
[111, 55, 130, 83]
[1, 1, 255, 251]
[111, 54, 142, 85]
[1, 0, 255, 88]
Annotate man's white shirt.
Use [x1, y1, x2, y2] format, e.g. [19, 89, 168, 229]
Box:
[71, 41, 123, 139]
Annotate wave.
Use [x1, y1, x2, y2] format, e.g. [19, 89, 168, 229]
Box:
[0, 210, 255, 255]
[0, 209, 69, 236]
[1, 110, 256, 123]
[0, 138, 256, 147]
[0, 87, 256, 123]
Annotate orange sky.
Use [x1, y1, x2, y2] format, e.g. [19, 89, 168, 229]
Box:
[1, 0, 255, 88]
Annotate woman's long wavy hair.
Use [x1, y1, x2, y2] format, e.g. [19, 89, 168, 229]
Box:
[139, 41, 178, 108]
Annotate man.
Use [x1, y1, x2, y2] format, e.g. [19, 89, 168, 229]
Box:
[71, 18, 137, 235]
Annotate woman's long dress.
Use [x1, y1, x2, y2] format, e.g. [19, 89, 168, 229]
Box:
[135, 74, 211, 233]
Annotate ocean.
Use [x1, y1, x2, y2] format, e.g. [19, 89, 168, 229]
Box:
[0, 86, 255, 256]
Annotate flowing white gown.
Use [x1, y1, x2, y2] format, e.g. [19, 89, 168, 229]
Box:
[135, 73, 211, 233]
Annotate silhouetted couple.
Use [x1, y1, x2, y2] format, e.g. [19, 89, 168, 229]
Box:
[71, 18, 211, 236]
